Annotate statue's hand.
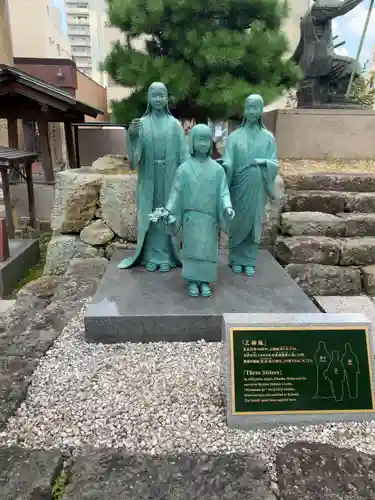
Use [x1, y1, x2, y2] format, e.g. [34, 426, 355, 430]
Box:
[129, 118, 141, 137]
[149, 207, 168, 223]
[252, 158, 267, 167]
[167, 214, 177, 225]
[224, 207, 235, 220]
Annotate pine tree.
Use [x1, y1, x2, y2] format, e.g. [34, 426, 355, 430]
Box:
[103, 0, 301, 123]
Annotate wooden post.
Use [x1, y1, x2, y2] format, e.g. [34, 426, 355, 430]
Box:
[64, 122, 77, 169]
[37, 120, 54, 182]
[8, 117, 20, 182]
[25, 162, 36, 229]
[0, 166, 14, 239]
[0, 217, 9, 262]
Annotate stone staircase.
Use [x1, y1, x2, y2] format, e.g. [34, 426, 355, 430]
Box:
[275, 172, 375, 296]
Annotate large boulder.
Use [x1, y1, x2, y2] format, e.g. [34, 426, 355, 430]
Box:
[277, 442, 375, 500]
[43, 234, 105, 276]
[100, 174, 138, 242]
[51, 170, 102, 233]
[92, 155, 130, 173]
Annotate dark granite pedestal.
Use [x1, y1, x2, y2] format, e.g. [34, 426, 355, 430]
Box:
[84, 249, 318, 343]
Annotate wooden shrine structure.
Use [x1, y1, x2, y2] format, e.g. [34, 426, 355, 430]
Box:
[0, 64, 103, 182]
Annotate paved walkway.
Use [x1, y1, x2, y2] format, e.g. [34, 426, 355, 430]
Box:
[315, 296, 375, 328]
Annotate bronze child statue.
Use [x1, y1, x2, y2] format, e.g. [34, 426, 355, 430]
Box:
[149, 124, 235, 297]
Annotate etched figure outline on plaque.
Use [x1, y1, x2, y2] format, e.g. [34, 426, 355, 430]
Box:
[229, 326, 375, 416]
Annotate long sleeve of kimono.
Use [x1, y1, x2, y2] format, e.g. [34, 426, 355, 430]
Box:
[221, 135, 235, 186]
[126, 129, 142, 170]
[262, 136, 279, 200]
[165, 166, 183, 234]
[219, 169, 233, 233]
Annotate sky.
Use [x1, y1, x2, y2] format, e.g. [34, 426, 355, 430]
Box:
[334, 0, 375, 69]
[51, 0, 375, 69]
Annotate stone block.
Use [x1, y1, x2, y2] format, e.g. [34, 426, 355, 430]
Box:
[277, 443, 375, 500]
[100, 174, 137, 242]
[51, 169, 102, 233]
[283, 191, 347, 214]
[80, 219, 115, 246]
[362, 265, 375, 295]
[337, 212, 375, 237]
[276, 235, 340, 265]
[281, 211, 345, 237]
[43, 234, 105, 276]
[283, 172, 375, 193]
[85, 250, 317, 343]
[286, 263, 362, 296]
[63, 448, 272, 500]
[346, 193, 375, 213]
[340, 237, 375, 266]
[0, 447, 63, 499]
[223, 313, 375, 429]
[0, 239, 40, 298]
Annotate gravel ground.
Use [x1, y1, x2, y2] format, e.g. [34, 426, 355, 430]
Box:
[2, 301, 375, 473]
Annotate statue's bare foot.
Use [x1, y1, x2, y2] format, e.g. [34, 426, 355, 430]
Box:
[145, 262, 157, 272]
[200, 282, 212, 297]
[188, 282, 199, 297]
[231, 265, 243, 274]
[159, 263, 171, 273]
[245, 266, 255, 277]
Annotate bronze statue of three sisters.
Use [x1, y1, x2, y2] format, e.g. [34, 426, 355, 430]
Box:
[118, 82, 279, 297]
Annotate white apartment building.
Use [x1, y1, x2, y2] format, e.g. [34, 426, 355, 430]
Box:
[9, 0, 71, 59]
[65, 0, 106, 84]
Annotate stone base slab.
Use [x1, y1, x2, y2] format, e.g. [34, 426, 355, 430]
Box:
[0, 239, 40, 297]
[84, 249, 317, 343]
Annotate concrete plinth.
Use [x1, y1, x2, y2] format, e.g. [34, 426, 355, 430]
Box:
[275, 108, 375, 159]
[84, 249, 318, 343]
[0, 239, 40, 297]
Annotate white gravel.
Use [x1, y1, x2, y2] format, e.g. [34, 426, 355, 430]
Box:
[2, 300, 375, 472]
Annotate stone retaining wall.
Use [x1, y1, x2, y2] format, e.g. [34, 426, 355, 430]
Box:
[275, 172, 375, 296]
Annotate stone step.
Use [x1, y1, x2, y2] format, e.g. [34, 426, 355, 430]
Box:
[337, 213, 375, 237]
[281, 212, 375, 238]
[285, 263, 362, 296]
[280, 212, 346, 237]
[283, 172, 375, 193]
[284, 190, 375, 214]
[277, 235, 375, 267]
[276, 235, 340, 265]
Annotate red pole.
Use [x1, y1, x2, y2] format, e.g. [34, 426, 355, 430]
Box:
[0, 217, 10, 262]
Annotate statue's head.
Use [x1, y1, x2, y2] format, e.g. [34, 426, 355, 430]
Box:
[243, 94, 265, 127]
[189, 123, 212, 158]
[332, 350, 339, 360]
[145, 82, 169, 114]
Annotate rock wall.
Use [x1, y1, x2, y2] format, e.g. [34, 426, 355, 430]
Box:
[44, 156, 137, 276]
[276, 172, 375, 296]
[44, 156, 284, 276]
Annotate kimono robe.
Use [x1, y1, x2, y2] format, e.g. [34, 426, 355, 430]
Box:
[118, 113, 188, 269]
[221, 124, 279, 267]
[166, 157, 232, 283]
